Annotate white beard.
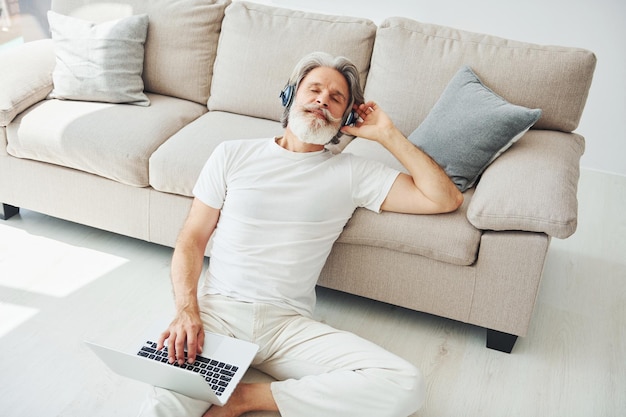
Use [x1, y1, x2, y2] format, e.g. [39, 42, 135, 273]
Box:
[288, 103, 342, 145]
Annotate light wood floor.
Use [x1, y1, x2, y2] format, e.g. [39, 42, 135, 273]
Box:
[0, 168, 624, 417]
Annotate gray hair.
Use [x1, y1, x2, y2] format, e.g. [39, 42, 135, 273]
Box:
[280, 52, 364, 144]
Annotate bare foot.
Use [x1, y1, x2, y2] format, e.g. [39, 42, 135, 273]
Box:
[203, 401, 238, 417]
[202, 383, 278, 417]
[203, 390, 241, 417]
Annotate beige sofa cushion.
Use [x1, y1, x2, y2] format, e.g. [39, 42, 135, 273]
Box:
[208, 1, 377, 122]
[364, 17, 597, 136]
[6, 95, 206, 187]
[150, 112, 283, 197]
[52, 0, 231, 105]
[338, 189, 480, 266]
[339, 138, 480, 265]
[467, 130, 585, 239]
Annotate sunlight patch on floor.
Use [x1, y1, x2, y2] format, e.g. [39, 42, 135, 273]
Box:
[0, 225, 128, 297]
[0, 302, 38, 338]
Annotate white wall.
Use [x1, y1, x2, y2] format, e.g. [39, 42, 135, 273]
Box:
[252, 0, 626, 176]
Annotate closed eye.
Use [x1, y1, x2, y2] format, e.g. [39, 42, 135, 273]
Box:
[331, 94, 344, 104]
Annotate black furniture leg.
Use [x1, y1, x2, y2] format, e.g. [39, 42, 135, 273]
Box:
[486, 329, 518, 353]
[1, 204, 19, 220]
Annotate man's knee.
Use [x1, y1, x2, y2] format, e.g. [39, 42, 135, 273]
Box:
[385, 362, 426, 415]
[405, 364, 426, 413]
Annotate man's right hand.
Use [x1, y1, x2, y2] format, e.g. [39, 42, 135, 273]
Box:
[157, 306, 205, 365]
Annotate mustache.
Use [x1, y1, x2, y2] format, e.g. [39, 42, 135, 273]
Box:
[299, 103, 342, 124]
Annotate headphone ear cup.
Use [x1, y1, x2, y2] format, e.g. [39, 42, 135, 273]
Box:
[280, 84, 294, 107]
[344, 110, 358, 126]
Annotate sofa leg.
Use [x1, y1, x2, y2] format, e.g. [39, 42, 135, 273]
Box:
[486, 329, 518, 353]
[1, 204, 19, 220]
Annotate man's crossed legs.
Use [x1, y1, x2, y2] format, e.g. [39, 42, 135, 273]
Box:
[137, 294, 425, 417]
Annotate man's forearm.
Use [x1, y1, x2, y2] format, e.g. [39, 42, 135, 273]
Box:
[169, 199, 220, 313]
[171, 246, 204, 312]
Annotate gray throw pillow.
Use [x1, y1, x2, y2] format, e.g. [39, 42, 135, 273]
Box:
[47, 11, 150, 106]
[408, 66, 541, 192]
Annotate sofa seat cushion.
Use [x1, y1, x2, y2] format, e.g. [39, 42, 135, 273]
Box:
[149, 111, 283, 197]
[6, 94, 206, 187]
[339, 138, 480, 265]
[337, 189, 480, 266]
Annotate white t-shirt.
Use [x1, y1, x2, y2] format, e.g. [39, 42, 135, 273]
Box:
[193, 138, 400, 316]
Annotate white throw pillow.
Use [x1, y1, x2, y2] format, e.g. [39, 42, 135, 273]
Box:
[47, 11, 150, 106]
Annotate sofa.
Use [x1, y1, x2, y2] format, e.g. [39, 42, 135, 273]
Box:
[0, 0, 596, 353]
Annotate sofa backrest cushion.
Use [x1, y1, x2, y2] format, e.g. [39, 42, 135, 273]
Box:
[364, 17, 597, 136]
[208, 1, 377, 122]
[51, 0, 230, 105]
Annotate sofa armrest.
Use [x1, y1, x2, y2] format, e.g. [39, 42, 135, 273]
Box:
[467, 130, 585, 239]
[0, 39, 55, 127]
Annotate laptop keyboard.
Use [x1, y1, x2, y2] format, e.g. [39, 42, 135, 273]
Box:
[137, 340, 238, 396]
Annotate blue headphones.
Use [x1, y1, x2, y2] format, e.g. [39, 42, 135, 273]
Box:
[280, 84, 358, 127]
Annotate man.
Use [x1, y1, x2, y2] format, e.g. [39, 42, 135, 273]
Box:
[139, 52, 462, 417]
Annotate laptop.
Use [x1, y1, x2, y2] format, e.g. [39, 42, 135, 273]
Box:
[85, 325, 259, 406]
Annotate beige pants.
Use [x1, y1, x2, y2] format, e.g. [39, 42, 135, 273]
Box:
[137, 294, 425, 417]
